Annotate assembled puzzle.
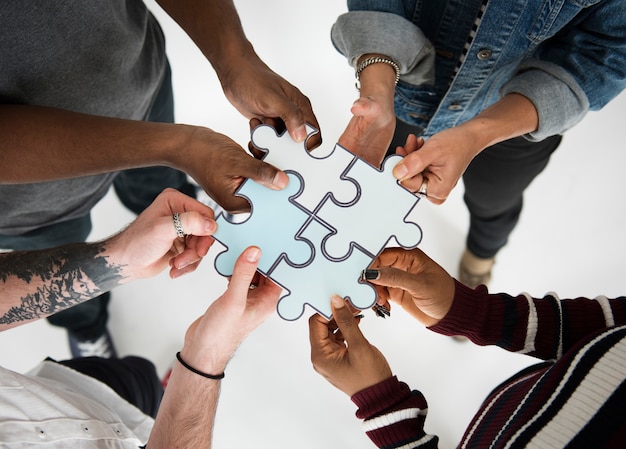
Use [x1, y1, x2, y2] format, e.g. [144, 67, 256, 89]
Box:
[212, 124, 423, 320]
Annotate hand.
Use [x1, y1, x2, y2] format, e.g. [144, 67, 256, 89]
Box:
[367, 247, 455, 327]
[177, 128, 289, 213]
[107, 188, 217, 280]
[391, 94, 539, 204]
[392, 126, 479, 205]
[309, 295, 392, 396]
[221, 58, 321, 148]
[180, 246, 282, 374]
[338, 94, 396, 167]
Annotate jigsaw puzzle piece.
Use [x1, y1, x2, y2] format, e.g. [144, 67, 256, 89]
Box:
[251, 124, 359, 212]
[317, 154, 423, 261]
[213, 172, 313, 277]
[270, 219, 376, 321]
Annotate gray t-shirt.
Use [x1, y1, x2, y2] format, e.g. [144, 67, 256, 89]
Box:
[0, 0, 166, 234]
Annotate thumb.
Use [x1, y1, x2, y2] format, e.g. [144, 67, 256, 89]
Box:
[330, 295, 366, 345]
[227, 246, 262, 300]
[246, 159, 289, 191]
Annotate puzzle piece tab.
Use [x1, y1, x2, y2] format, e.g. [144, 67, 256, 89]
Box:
[213, 172, 313, 277]
[317, 155, 422, 261]
[271, 219, 376, 321]
[252, 124, 359, 211]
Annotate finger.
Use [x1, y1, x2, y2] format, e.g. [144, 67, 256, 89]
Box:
[366, 266, 420, 293]
[185, 234, 214, 258]
[330, 295, 367, 345]
[171, 211, 217, 239]
[239, 157, 289, 191]
[170, 259, 201, 279]
[308, 312, 332, 356]
[281, 96, 320, 149]
[401, 175, 447, 205]
[392, 149, 428, 183]
[227, 246, 262, 299]
[249, 274, 282, 300]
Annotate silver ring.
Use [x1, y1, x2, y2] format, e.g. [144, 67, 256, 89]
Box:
[173, 213, 185, 238]
[417, 177, 428, 197]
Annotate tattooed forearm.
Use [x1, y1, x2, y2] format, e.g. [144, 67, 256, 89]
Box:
[0, 242, 128, 328]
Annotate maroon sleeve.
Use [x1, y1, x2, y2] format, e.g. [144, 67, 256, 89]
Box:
[430, 280, 626, 360]
[351, 376, 439, 448]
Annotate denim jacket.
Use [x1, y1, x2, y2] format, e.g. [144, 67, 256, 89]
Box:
[332, 0, 626, 140]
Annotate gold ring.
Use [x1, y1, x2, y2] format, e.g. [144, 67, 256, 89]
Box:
[417, 177, 428, 197]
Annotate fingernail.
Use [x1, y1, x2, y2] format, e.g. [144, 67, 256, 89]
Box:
[354, 314, 364, 320]
[246, 247, 261, 262]
[393, 163, 408, 180]
[293, 126, 306, 143]
[205, 219, 216, 233]
[372, 304, 390, 318]
[372, 305, 386, 318]
[272, 171, 289, 190]
[362, 269, 380, 281]
[330, 295, 345, 308]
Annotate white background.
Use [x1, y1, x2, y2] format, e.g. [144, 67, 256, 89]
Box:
[1, 1, 626, 448]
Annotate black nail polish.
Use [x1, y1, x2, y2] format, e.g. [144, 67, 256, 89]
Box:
[372, 304, 387, 318]
[363, 269, 380, 280]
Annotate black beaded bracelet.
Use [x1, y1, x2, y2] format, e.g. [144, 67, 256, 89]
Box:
[176, 351, 225, 380]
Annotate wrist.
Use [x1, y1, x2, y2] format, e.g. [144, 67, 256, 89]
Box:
[164, 125, 212, 174]
[463, 93, 539, 152]
[180, 342, 231, 376]
[355, 54, 399, 98]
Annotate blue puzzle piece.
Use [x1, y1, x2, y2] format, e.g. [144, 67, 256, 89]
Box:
[317, 155, 423, 261]
[270, 219, 376, 321]
[212, 172, 313, 276]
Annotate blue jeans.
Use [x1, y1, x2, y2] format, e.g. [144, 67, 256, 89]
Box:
[0, 62, 195, 341]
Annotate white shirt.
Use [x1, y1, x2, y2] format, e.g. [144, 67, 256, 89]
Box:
[0, 361, 153, 448]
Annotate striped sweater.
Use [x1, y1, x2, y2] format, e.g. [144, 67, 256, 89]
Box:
[352, 281, 626, 448]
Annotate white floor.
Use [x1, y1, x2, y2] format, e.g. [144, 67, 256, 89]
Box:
[2, 2, 626, 448]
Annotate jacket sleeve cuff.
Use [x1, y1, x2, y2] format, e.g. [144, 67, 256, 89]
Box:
[501, 60, 589, 141]
[331, 11, 436, 85]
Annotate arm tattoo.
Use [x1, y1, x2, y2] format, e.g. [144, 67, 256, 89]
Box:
[0, 242, 127, 326]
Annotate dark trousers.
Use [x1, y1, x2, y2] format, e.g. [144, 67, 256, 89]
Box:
[391, 119, 561, 259]
[56, 356, 164, 419]
[0, 62, 196, 341]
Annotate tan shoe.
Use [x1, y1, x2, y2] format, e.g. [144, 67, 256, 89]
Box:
[458, 249, 495, 288]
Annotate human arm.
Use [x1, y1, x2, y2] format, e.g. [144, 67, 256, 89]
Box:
[0, 105, 288, 212]
[146, 246, 282, 449]
[392, 93, 538, 203]
[333, 5, 626, 202]
[0, 188, 215, 332]
[155, 0, 320, 146]
[367, 247, 626, 360]
[332, 11, 537, 202]
[332, 11, 435, 167]
[309, 295, 438, 448]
